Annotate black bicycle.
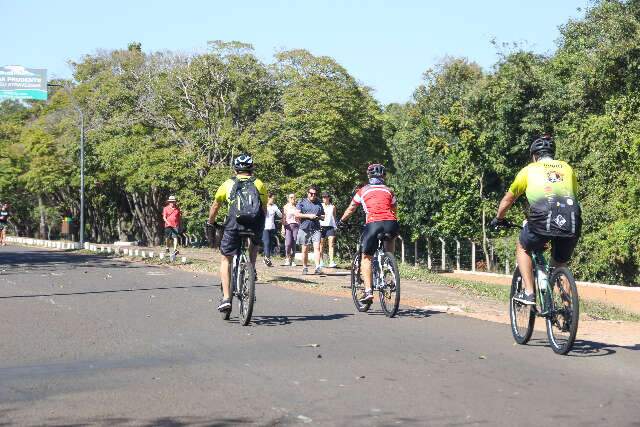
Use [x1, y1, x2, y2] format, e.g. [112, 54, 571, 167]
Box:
[349, 227, 401, 317]
[206, 223, 256, 326]
[497, 221, 579, 355]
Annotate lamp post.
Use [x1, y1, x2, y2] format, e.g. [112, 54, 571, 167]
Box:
[47, 83, 85, 246]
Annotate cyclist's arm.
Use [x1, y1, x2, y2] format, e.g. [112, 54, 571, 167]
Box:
[339, 200, 359, 222]
[496, 192, 517, 219]
[209, 181, 231, 223]
[498, 167, 527, 219]
[208, 200, 222, 224]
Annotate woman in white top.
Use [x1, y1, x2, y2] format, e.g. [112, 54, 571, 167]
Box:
[262, 192, 282, 267]
[281, 193, 299, 266]
[320, 192, 337, 268]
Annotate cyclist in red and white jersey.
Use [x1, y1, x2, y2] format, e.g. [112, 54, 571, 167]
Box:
[338, 164, 399, 303]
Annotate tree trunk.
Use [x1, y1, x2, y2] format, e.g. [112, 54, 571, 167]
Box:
[38, 194, 48, 239]
[479, 175, 492, 272]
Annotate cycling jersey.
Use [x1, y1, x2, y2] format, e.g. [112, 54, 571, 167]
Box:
[352, 184, 397, 224]
[214, 175, 268, 254]
[509, 158, 581, 237]
[214, 176, 268, 206]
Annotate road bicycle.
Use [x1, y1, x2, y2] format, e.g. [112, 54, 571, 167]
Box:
[206, 223, 256, 326]
[347, 226, 401, 317]
[496, 221, 579, 355]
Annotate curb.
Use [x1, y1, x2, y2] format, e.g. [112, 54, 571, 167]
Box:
[4, 236, 188, 264]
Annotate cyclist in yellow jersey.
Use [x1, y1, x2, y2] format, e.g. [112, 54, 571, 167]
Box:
[207, 154, 268, 311]
[491, 136, 581, 305]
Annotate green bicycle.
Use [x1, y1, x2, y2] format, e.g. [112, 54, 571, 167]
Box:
[500, 221, 579, 355]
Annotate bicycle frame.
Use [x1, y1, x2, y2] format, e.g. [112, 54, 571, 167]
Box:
[528, 247, 567, 320]
[231, 238, 249, 297]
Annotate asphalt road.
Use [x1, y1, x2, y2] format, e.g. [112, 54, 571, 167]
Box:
[0, 246, 638, 426]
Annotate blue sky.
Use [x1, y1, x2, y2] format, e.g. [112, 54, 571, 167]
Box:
[1, 0, 589, 104]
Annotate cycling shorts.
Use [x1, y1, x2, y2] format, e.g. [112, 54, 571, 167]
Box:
[220, 221, 264, 256]
[361, 220, 399, 256]
[519, 222, 579, 264]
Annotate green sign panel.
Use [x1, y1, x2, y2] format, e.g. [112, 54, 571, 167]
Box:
[0, 66, 47, 101]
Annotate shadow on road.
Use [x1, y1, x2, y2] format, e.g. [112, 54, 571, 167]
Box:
[527, 338, 639, 357]
[0, 249, 145, 275]
[252, 313, 353, 326]
[264, 276, 317, 284]
[1, 415, 253, 426]
[366, 307, 444, 318]
[0, 284, 216, 300]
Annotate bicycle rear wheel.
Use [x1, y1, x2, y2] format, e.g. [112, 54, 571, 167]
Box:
[546, 267, 579, 355]
[379, 252, 400, 318]
[238, 258, 256, 326]
[509, 267, 535, 344]
[350, 252, 370, 312]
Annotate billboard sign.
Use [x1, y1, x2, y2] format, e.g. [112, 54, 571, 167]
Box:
[0, 65, 47, 101]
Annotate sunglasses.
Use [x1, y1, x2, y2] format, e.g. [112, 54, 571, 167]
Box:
[308, 192, 317, 195]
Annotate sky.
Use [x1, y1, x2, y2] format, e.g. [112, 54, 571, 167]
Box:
[1, 0, 590, 105]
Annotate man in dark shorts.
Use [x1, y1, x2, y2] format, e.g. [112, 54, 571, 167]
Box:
[207, 154, 268, 311]
[492, 136, 581, 305]
[338, 164, 399, 303]
[295, 185, 324, 275]
[162, 196, 181, 255]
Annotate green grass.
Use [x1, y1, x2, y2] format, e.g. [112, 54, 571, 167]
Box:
[399, 264, 510, 302]
[580, 299, 640, 322]
[399, 264, 640, 322]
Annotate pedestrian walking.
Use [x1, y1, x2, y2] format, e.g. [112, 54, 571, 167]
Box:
[0, 203, 11, 246]
[295, 185, 324, 275]
[320, 192, 337, 268]
[282, 193, 299, 266]
[162, 196, 181, 255]
[262, 192, 282, 267]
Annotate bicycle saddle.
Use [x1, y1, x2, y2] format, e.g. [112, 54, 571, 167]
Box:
[238, 231, 256, 237]
[377, 232, 394, 241]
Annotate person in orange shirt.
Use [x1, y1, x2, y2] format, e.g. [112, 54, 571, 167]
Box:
[162, 195, 181, 255]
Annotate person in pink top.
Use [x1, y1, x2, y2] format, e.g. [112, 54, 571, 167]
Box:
[281, 193, 300, 266]
[162, 195, 181, 255]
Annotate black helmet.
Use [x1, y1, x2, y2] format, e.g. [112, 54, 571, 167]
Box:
[529, 136, 555, 157]
[233, 154, 254, 172]
[367, 163, 386, 179]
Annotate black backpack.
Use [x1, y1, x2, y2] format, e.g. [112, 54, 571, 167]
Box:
[228, 176, 262, 226]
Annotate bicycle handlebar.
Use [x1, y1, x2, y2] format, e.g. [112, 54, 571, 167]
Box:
[493, 220, 523, 231]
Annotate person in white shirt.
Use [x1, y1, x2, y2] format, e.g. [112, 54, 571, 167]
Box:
[281, 193, 299, 266]
[262, 192, 282, 267]
[320, 192, 337, 268]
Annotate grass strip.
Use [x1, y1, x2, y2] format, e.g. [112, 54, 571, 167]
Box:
[399, 264, 640, 322]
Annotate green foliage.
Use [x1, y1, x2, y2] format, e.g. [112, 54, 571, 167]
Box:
[3, 0, 640, 284]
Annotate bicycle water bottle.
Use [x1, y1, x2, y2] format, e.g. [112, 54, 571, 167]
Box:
[536, 265, 549, 291]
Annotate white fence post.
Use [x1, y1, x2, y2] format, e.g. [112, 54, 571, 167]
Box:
[396, 236, 405, 264]
[439, 237, 446, 271]
[427, 238, 432, 270]
[414, 240, 418, 266]
[455, 239, 460, 271]
[505, 258, 510, 275]
[470, 239, 476, 272]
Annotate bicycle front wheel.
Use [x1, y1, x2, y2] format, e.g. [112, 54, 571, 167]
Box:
[509, 267, 535, 344]
[546, 267, 579, 355]
[378, 252, 400, 318]
[238, 260, 256, 326]
[350, 252, 370, 312]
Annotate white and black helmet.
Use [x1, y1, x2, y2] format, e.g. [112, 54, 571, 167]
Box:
[233, 154, 254, 172]
[367, 163, 386, 179]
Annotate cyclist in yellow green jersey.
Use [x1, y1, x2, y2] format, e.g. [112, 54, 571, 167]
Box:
[207, 154, 268, 312]
[491, 136, 581, 305]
